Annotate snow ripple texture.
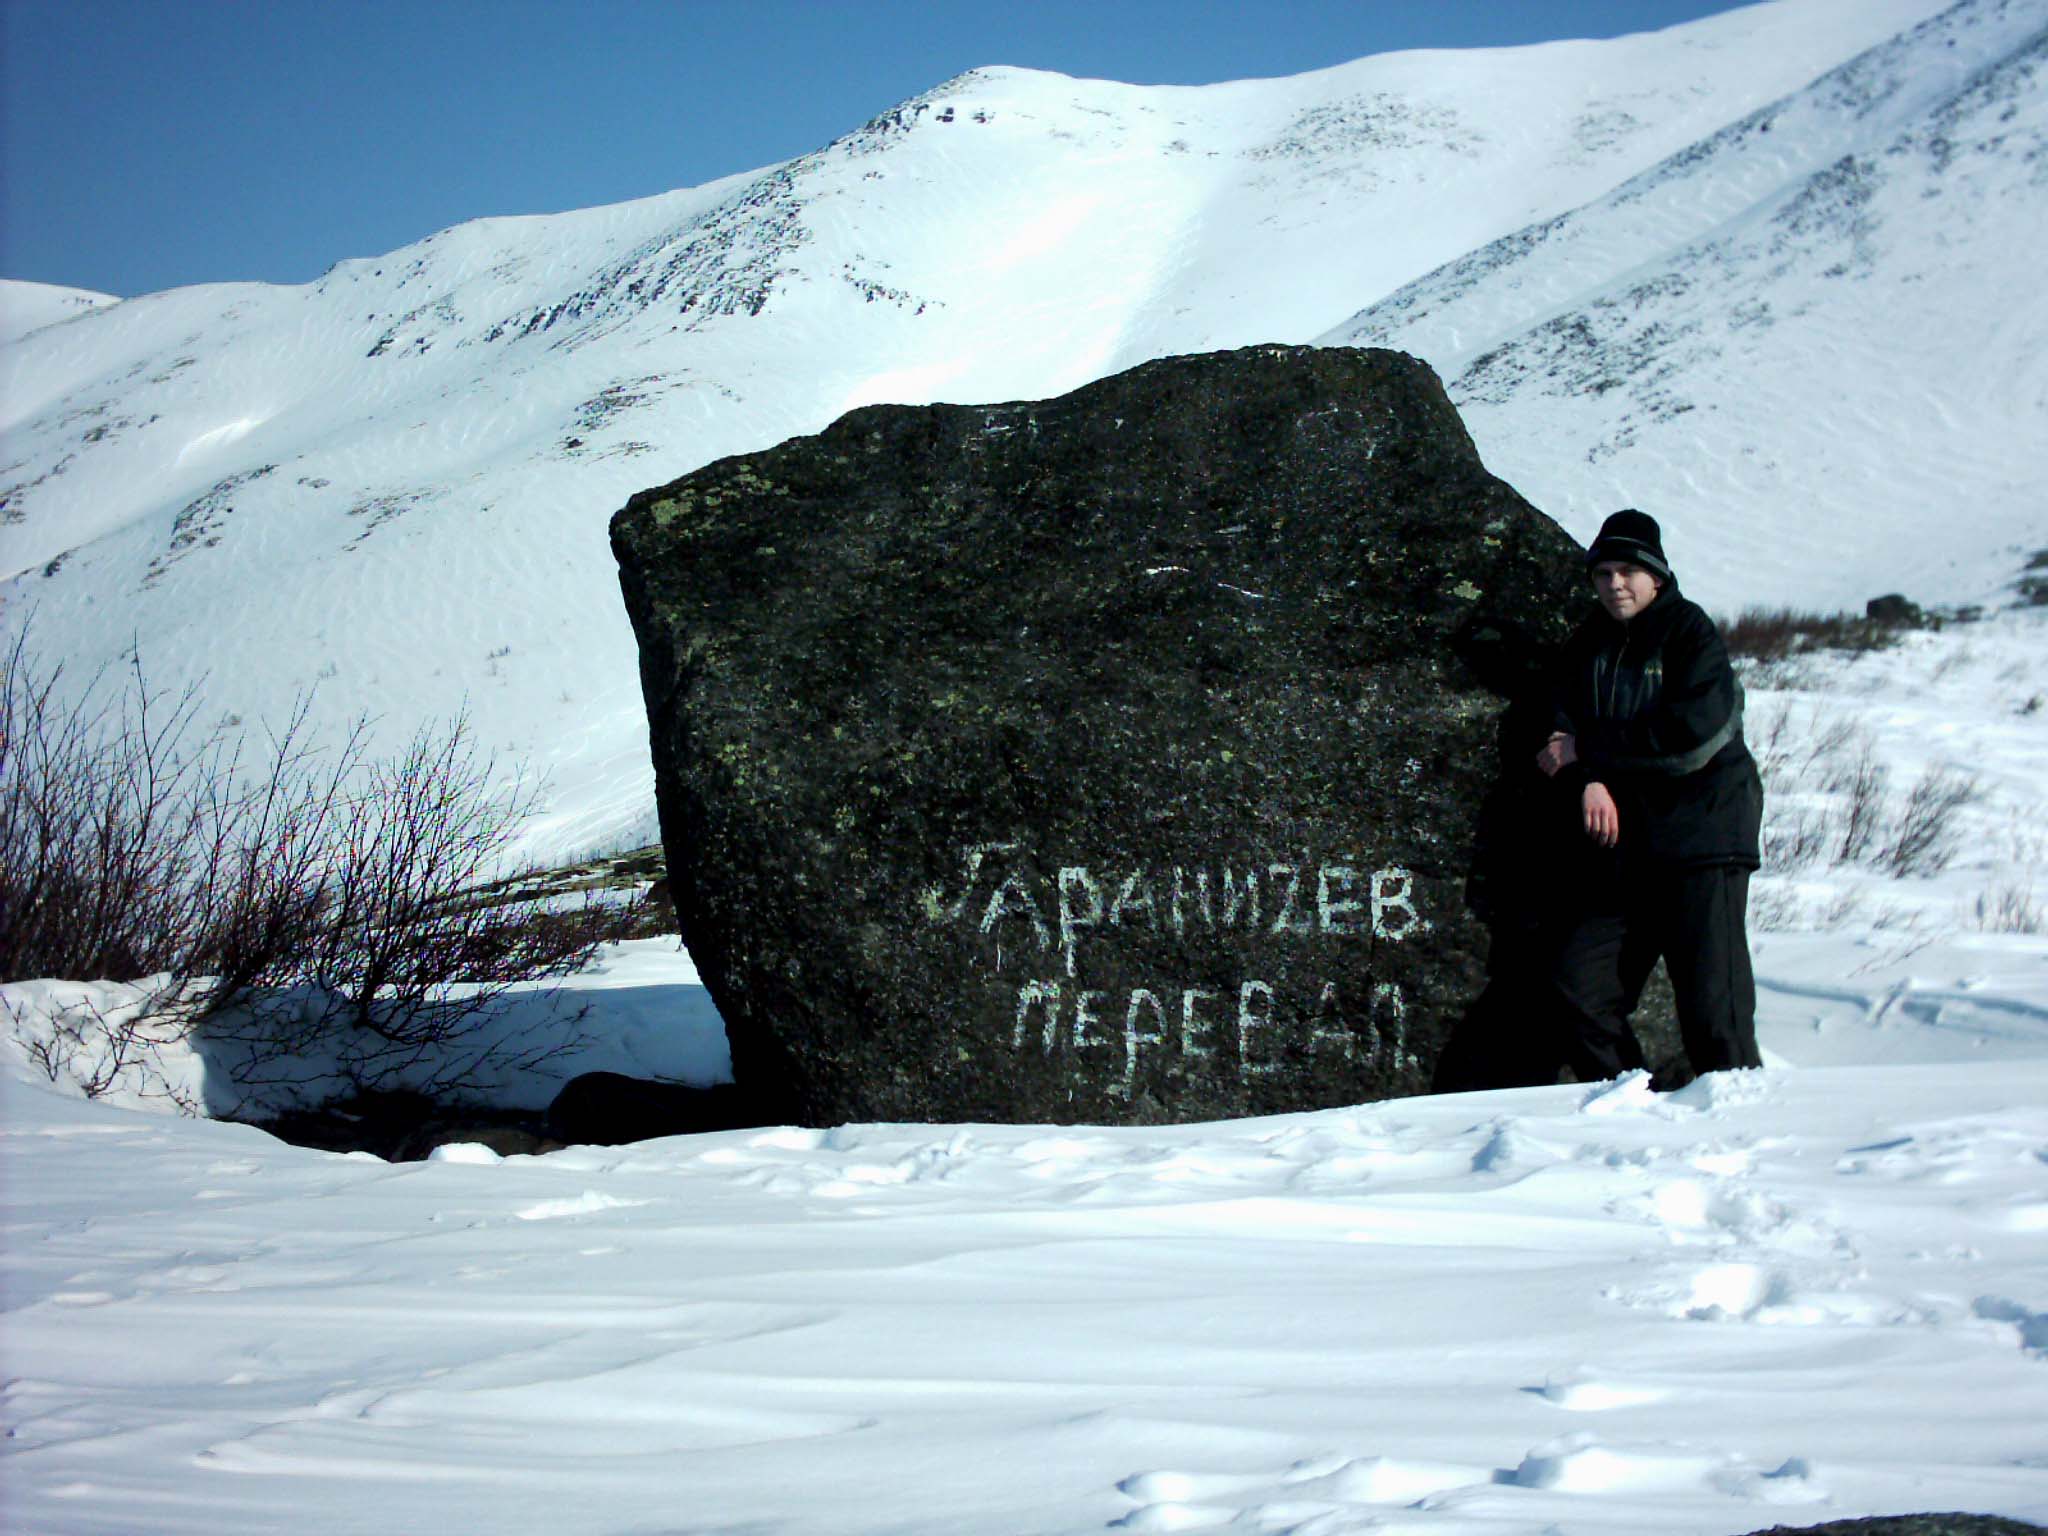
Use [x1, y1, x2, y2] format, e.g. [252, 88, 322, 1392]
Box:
[5, 1024, 2047, 1533]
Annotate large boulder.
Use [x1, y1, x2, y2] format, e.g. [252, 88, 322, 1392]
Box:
[1739, 1518, 2045, 1536]
[611, 344, 1588, 1127]
[546, 1071, 768, 1146]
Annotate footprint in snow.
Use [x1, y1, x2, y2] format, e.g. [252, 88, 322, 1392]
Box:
[1470, 1118, 1554, 1174]
[1528, 1367, 1671, 1411]
[1612, 1258, 1936, 1329]
[513, 1190, 651, 1221]
[1580, 1066, 1775, 1117]
[1971, 1294, 2048, 1353]
[1663, 1067, 1777, 1111]
[1673, 1259, 1790, 1320]
[1835, 1131, 1983, 1183]
[748, 1127, 831, 1152]
[1114, 1452, 1489, 1528]
[2004, 1201, 2048, 1233]
[1513, 1432, 1826, 1504]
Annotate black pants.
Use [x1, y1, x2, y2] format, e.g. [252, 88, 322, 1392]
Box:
[1549, 863, 1759, 1080]
[1432, 925, 1578, 1093]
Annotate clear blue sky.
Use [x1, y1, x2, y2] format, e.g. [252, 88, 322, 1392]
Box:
[2, 0, 1759, 299]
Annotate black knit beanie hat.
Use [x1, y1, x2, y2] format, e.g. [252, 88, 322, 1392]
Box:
[1585, 509, 1672, 582]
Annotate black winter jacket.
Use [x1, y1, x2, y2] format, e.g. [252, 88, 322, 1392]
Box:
[1551, 584, 1762, 870]
[1466, 692, 1623, 931]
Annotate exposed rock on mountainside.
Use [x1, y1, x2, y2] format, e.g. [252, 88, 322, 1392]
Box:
[1738, 1515, 2048, 1535]
[612, 345, 1589, 1126]
[1322, 0, 2048, 608]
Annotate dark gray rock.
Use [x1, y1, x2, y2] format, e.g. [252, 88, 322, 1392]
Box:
[246, 1091, 558, 1162]
[2021, 549, 2048, 607]
[611, 344, 1589, 1126]
[546, 1071, 767, 1145]
[393, 1120, 556, 1163]
[1866, 592, 1926, 626]
[1740, 1516, 2043, 1535]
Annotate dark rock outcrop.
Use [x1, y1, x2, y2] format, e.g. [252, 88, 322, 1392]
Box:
[1866, 592, 1926, 627]
[611, 344, 1590, 1126]
[1740, 1516, 2044, 1535]
[247, 1091, 558, 1161]
[546, 1071, 768, 1145]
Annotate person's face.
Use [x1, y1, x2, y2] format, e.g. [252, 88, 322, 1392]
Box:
[1591, 560, 1661, 622]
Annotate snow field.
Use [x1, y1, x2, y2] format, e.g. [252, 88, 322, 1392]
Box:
[1739, 607, 2048, 944]
[4, 1029, 2046, 1534]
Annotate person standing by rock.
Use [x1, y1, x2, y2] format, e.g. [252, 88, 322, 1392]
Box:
[1533, 510, 1763, 1082]
[1433, 688, 1622, 1092]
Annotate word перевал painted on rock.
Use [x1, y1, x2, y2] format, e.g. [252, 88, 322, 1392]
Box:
[925, 844, 1431, 1098]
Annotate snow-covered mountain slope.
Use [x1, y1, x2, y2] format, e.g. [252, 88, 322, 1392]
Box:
[1325, 0, 2048, 609]
[0, 280, 118, 347]
[3, 0, 2032, 865]
[7, 943, 2048, 1535]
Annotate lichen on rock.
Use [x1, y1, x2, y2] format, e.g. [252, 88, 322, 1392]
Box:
[611, 344, 1588, 1126]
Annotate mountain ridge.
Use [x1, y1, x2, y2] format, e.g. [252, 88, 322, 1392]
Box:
[8, 0, 2036, 865]
[1326, 0, 2048, 605]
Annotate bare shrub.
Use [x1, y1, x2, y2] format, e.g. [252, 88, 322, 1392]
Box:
[1826, 741, 1889, 864]
[5, 989, 198, 1109]
[1748, 697, 1795, 784]
[1819, 886, 1868, 929]
[182, 714, 614, 1092]
[1752, 702, 1877, 875]
[1745, 883, 1801, 932]
[2, 631, 609, 1100]
[1800, 714, 1862, 775]
[182, 701, 371, 1012]
[1749, 699, 1993, 889]
[1972, 879, 2043, 935]
[1762, 808, 1834, 870]
[1750, 701, 1860, 796]
[1881, 765, 1981, 877]
[1720, 606, 1901, 662]
[255, 715, 605, 1059]
[0, 630, 223, 984]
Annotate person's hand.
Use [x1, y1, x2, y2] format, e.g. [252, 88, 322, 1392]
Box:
[1583, 782, 1619, 847]
[1536, 731, 1578, 777]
